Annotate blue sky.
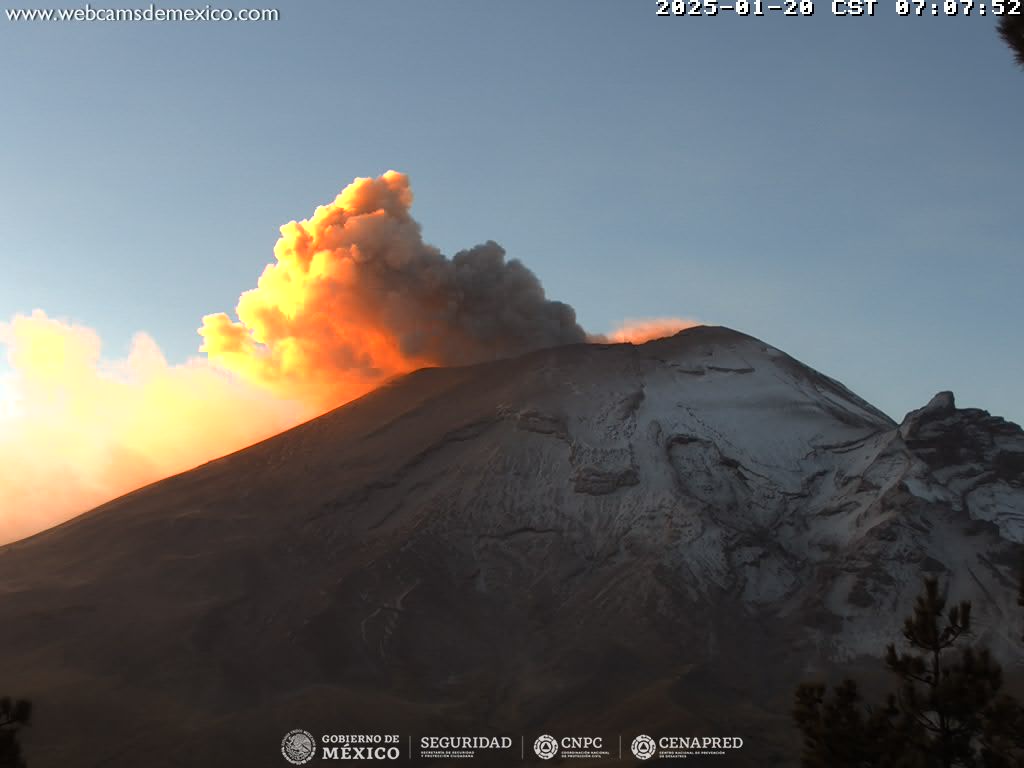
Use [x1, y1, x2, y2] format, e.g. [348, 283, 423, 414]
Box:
[2, 0, 1021, 424]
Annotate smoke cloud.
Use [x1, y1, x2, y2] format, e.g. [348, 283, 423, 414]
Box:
[200, 171, 586, 408]
[0, 171, 700, 545]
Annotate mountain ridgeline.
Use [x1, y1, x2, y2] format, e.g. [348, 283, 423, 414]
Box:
[0, 326, 1021, 766]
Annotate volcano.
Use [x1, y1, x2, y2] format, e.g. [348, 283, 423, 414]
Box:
[1, 326, 1022, 766]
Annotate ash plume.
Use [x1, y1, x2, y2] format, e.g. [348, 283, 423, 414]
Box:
[200, 171, 587, 408]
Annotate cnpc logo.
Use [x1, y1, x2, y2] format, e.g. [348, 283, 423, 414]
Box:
[534, 735, 605, 760]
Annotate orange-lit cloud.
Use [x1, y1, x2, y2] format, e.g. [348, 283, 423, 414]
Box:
[200, 171, 586, 409]
[0, 311, 312, 544]
[0, 172, 701, 545]
[599, 317, 701, 344]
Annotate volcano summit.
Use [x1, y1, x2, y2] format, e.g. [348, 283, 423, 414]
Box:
[0, 326, 1021, 766]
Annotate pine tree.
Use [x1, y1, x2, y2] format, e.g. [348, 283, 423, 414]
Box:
[794, 577, 1024, 768]
[0, 697, 31, 768]
[884, 579, 982, 766]
[793, 679, 904, 767]
[999, 14, 1024, 69]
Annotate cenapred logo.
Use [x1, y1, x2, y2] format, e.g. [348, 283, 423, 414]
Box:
[631, 734, 657, 761]
[630, 734, 744, 760]
[534, 734, 559, 760]
[281, 729, 316, 765]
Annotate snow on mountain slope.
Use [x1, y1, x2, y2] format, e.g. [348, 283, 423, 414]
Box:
[0, 325, 1021, 767]
[425, 326, 1022, 659]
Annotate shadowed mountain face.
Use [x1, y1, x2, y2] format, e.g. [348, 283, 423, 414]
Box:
[1, 326, 1022, 767]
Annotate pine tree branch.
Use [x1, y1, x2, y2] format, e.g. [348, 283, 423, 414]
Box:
[904, 671, 933, 686]
[913, 711, 941, 734]
[938, 625, 965, 651]
[999, 14, 1024, 69]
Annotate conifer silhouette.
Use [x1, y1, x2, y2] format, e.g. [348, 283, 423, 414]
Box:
[999, 14, 1024, 69]
[0, 697, 31, 768]
[794, 576, 1024, 767]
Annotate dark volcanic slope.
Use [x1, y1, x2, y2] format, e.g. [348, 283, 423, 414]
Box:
[1, 326, 1021, 767]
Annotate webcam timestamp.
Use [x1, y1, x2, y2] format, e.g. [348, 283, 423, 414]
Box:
[656, 0, 1021, 13]
[656, 0, 816, 14]
[897, 0, 1021, 14]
